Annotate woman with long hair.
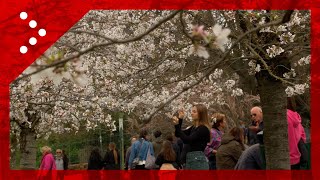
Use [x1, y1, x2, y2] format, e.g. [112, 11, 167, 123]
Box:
[61, 149, 69, 170]
[104, 142, 120, 170]
[87, 147, 104, 180]
[156, 140, 178, 170]
[88, 147, 104, 170]
[204, 113, 227, 169]
[216, 127, 245, 169]
[172, 104, 211, 170]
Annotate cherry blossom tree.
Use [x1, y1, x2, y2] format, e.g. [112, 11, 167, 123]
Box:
[11, 10, 310, 169]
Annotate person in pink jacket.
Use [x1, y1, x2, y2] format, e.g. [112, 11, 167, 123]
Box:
[38, 146, 56, 179]
[287, 97, 306, 170]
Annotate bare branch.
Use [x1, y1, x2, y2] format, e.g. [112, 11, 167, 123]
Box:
[245, 43, 295, 86]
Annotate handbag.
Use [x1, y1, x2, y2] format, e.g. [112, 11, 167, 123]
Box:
[145, 143, 156, 169]
[298, 138, 308, 166]
[132, 140, 144, 169]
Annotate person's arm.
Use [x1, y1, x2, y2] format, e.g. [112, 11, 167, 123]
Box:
[249, 121, 260, 133]
[125, 148, 131, 168]
[177, 126, 208, 144]
[128, 143, 137, 170]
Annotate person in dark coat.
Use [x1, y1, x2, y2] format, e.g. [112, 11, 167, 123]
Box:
[62, 150, 69, 170]
[103, 142, 120, 170]
[88, 147, 104, 170]
[88, 147, 104, 180]
[235, 131, 265, 170]
[247, 107, 264, 145]
[216, 127, 245, 169]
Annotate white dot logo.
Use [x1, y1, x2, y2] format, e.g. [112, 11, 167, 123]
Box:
[38, 29, 46, 37]
[19, 13, 47, 54]
[29, 37, 37, 45]
[20, 46, 28, 54]
[29, 20, 37, 28]
[20, 12, 28, 20]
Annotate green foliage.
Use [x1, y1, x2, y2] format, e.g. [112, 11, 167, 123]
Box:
[35, 121, 132, 165]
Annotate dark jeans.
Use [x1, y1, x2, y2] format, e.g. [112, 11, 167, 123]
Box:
[291, 163, 300, 170]
[208, 156, 217, 170]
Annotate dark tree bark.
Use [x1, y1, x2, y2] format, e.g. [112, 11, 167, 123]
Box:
[257, 77, 290, 169]
[19, 127, 37, 170]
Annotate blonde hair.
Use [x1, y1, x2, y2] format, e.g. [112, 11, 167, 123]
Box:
[211, 113, 226, 129]
[41, 146, 52, 154]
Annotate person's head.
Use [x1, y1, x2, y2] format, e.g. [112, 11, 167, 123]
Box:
[40, 146, 52, 156]
[90, 147, 102, 160]
[108, 142, 116, 151]
[229, 127, 245, 146]
[211, 113, 227, 129]
[160, 140, 176, 162]
[61, 150, 67, 158]
[250, 106, 263, 123]
[139, 128, 148, 139]
[153, 130, 162, 138]
[191, 104, 210, 128]
[56, 149, 62, 157]
[130, 136, 137, 145]
[287, 97, 297, 112]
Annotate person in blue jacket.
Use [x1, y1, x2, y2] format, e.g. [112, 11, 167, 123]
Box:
[128, 128, 154, 170]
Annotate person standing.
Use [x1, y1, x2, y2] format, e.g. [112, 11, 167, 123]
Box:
[156, 140, 178, 170]
[125, 136, 137, 170]
[128, 128, 154, 170]
[287, 97, 307, 170]
[247, 106, 264, 145]
[204, 113, 227, 170]
[38, 146, 56, 180]
[216, 127, 245, 169]
[103, 142, 120, 170]
[55, 149, 64, 170]
[88, 147, 104, 170]
[87, 147, 104, 180]
[152, 130, 163, 159]
[55, 149, 65, 180]
[172, 104, 210, 170]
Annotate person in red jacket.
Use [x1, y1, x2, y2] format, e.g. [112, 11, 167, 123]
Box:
[287, 97, 307, 169]
[38, 146, 56, 180]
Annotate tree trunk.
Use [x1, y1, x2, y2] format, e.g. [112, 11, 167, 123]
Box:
[258, 78, 290, 169]
[10, 133, 18, 169]
[19, 128, 37, 170]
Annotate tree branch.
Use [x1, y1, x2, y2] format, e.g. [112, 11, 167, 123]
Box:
[13, 10, 182, 83]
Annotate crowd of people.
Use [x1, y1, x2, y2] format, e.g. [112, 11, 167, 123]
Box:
[38, 97, 309, 176]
